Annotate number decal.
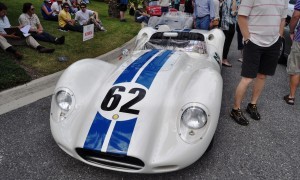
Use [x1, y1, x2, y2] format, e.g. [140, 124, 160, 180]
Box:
[101, 86, 146, 115]
[120, 88, 146, 115]
[101, 86, 125, 111]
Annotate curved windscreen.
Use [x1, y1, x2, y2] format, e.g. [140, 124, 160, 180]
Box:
[143, 31, 207, 54]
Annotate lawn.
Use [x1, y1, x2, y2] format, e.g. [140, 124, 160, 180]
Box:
[0, 0, 140, 91]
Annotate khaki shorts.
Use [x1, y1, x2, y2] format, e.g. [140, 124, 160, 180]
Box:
[286, 42, 300, 75]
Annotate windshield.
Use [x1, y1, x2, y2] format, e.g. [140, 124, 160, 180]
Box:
[142, 32, 207, 54]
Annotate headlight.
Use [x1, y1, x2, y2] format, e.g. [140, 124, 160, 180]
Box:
[178, 103, 209, 144]
[181, 106, 207, 129]
[51, 88, 75, 122]
[56, 90, 73, 111]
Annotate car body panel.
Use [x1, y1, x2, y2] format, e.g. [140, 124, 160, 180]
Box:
[50, 13, 225, 173]
[146, 1, 177, 16]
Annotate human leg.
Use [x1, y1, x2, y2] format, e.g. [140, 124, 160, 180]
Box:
[119, 4, 127, 21]
[0, 36, 22, 59]
[230, 77, 253, 126]
[246, 39, 281, 119]
[285, 41, 300, 104]
[236, 23, 243, 62]
[25, 36, 55, 53]
[230, 37, 262, 125]
[233, 77, 253, 110]
[244, 73, 266, 120]
[64, 24, 83, 32]
[289, 74, 300, 98]
[250, 73, 266, 105]
[120, 11, 125, 21]
[222, 23, 235, 67]
[31, 32, 56, 43]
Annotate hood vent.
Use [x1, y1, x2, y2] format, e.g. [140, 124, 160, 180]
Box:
[76, 148, 144, 170]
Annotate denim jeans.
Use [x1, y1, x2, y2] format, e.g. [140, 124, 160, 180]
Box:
[195, 15, 210, 30]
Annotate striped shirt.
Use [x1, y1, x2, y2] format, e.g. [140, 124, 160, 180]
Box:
[294, 0, 300, 42]
[238, 0, 288, 47]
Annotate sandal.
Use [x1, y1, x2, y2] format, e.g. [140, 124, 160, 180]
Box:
[284, 95, 295, 105]
[222, 62, 232, 67]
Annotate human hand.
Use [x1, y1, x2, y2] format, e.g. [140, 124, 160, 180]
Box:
[37, 29, 43, 34]
[290, 33, 295, 41]
[9, 33, 20, 39]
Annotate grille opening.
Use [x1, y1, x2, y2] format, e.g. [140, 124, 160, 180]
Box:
[76, 148, 145, 170]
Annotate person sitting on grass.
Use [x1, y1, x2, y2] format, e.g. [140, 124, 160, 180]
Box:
[64, 0, 79, 14]
[134, 8, 150, 25]
[19, 3, 65, 45]
[41, 0, 58, 21]
[75, 2, 106, 31]
[58, 3, 83, 32]
[0, 2, 54, 60]
[51, 0, 63, 16]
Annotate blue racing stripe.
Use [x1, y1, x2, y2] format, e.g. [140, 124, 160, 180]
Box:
[136, 50, 173, 89]
[106, 118, 137, 155]
[114, 49, 159, 85]
[83, 112, 111, 151]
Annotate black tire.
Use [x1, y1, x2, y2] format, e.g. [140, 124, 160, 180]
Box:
[205, 136, 214, 153]
[278, 37, 287, 66]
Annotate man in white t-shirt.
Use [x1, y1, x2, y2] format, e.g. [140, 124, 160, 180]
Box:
[51, 0, 63, 16]
[75, 2, 106, 31]
[230, 0, 288, 126]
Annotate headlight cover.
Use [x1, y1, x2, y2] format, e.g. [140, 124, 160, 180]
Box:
[181, 106, 207, 129]
[56, 90, 73, 111]
[51, 88, 75, 122]
[178, 103, 209, 144]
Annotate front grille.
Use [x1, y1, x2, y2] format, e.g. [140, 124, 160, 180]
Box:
[76, 148, 145, 170]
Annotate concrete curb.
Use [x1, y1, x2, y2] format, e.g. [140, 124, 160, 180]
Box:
[0, 37, 136, 115]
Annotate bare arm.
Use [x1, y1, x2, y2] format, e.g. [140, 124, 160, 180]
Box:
[238, 15, 250, 40]
[279, 18, 285, 37]
[289, 9, 300, 40]
[42, 5, 53, 16]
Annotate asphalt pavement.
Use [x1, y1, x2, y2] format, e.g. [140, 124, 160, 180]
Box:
[0, 35, 299, 179]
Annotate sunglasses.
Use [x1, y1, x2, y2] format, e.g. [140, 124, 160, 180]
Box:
[31, 8, 35, 10]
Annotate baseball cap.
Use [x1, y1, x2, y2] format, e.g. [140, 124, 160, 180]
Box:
[44, 0, 51, 3]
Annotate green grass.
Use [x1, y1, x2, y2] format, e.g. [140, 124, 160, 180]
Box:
[0, 0, 140, 91]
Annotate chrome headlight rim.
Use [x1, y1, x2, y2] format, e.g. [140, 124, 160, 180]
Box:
[52, 87, 76, 123]
[177, 102, 210, 144]
[55, 88, 74, 111]
[180, 103, 208, 129]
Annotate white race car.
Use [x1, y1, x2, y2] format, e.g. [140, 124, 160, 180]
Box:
[50, 13, 225, 173]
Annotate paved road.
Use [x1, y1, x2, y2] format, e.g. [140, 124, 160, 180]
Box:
[0, 37, 300, 179]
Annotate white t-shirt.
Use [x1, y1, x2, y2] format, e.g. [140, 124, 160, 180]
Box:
[75, 9, 94, 25]
[0, 16, 11, 34]
[51, 2, 62, 15]
[160, 0, 170, 7]
[238, 0, 288, 47]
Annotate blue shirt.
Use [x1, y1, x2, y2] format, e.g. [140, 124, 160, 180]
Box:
[120, 0, 128, 5]
[193, 0, 215, 20]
